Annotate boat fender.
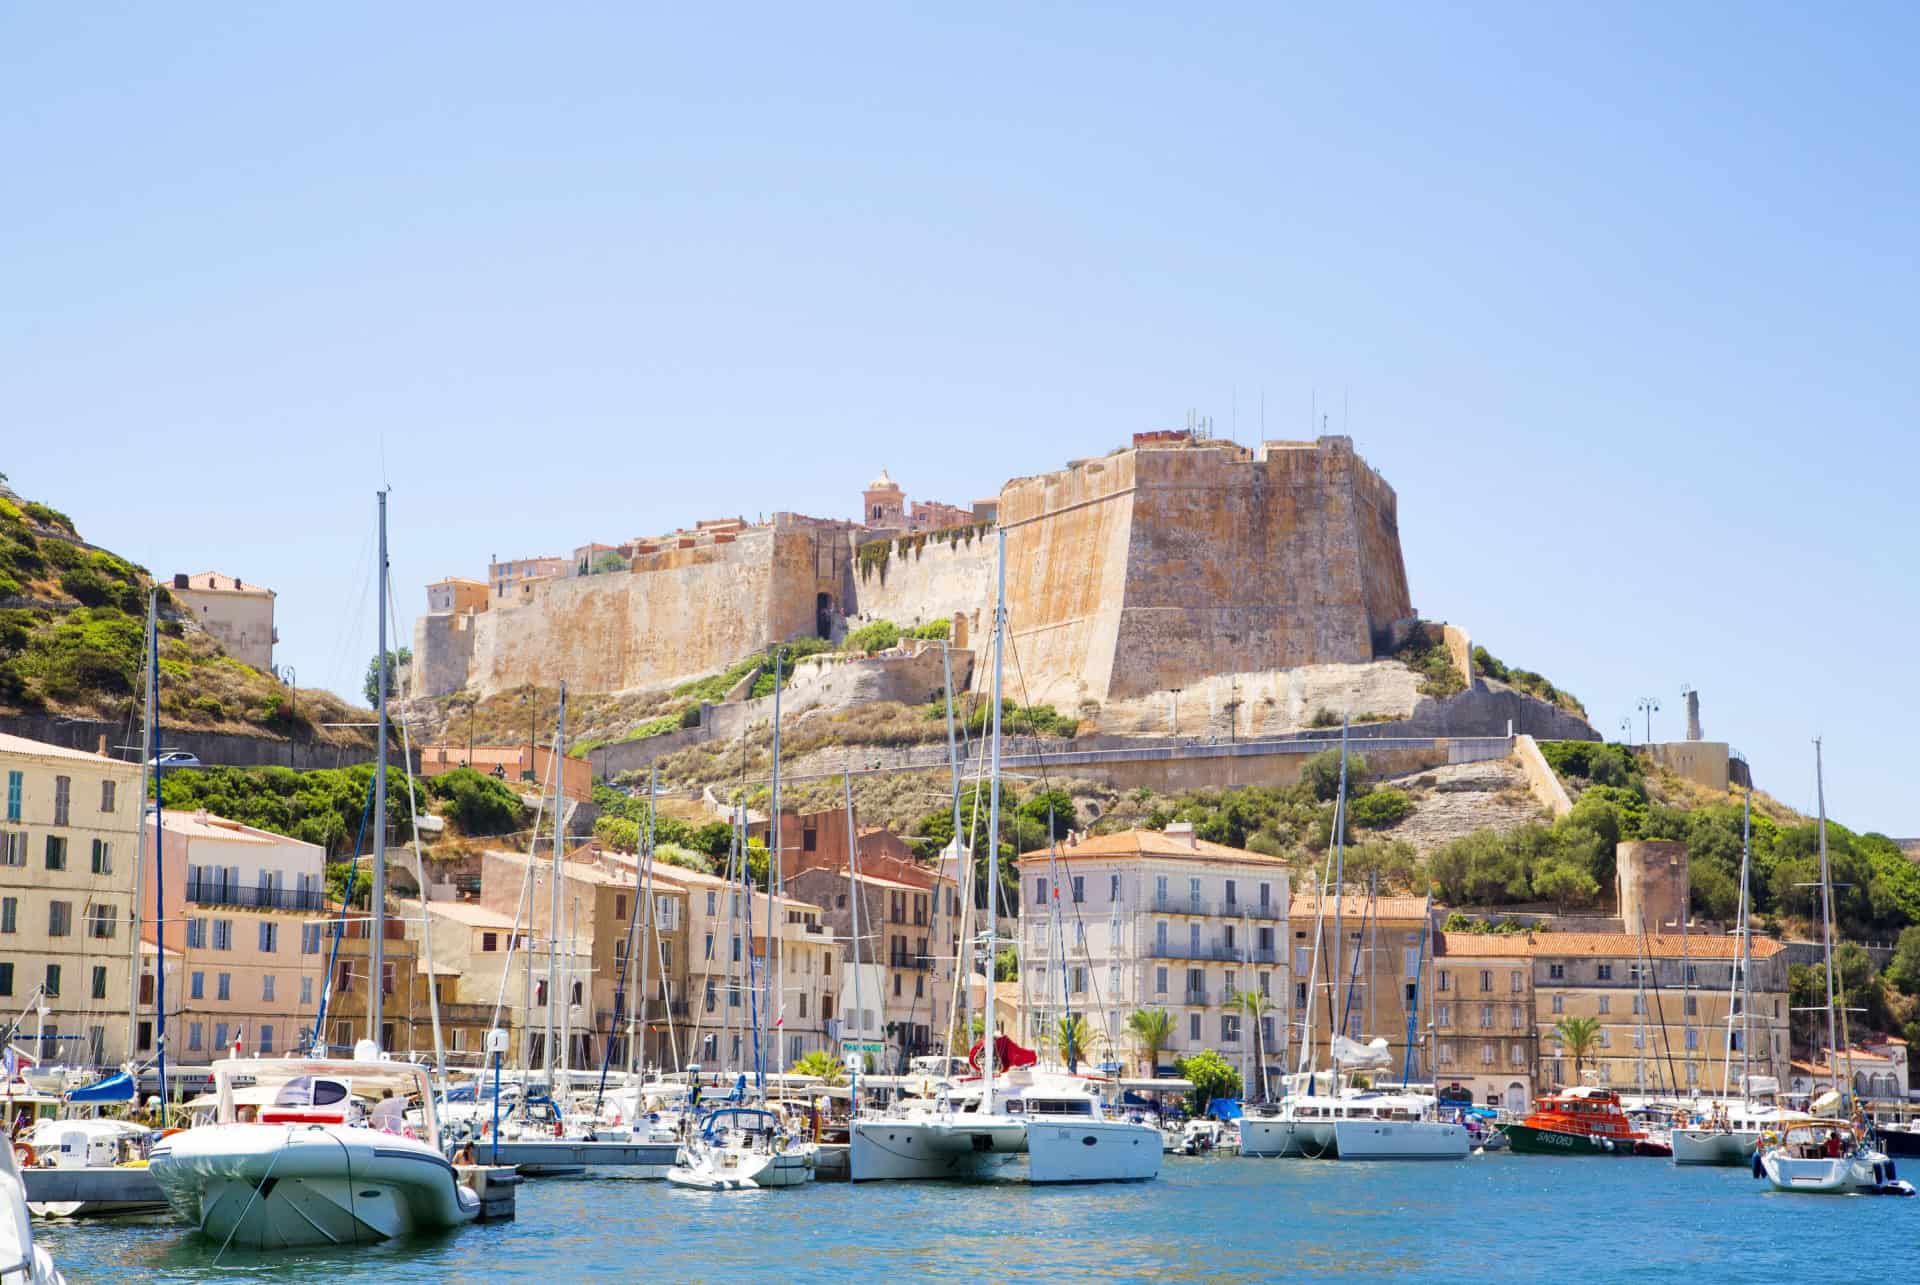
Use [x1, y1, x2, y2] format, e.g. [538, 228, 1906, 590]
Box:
[1751, 1151, 1765, 1179]
[1601, 1138, 1614, 1153]
[13, 1144, 34, 1168]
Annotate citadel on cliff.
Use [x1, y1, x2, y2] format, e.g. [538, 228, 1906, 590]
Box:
[410, 430, 1593, 746]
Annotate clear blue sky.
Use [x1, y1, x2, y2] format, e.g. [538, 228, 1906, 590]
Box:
[5, 4, 1914, 834]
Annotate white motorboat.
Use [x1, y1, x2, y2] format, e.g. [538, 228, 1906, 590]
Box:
[1672, 1096, 1818, 1168]
[1759, 1124, 1913, 1195]
[0, 1124, 64, 1285]
[21, 1119, 165, 1218]
[666, 1106, 817, 1190]
[147, 1052, 481, 1248]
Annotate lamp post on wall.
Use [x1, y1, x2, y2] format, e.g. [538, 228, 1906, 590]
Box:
[1636, 696, 1661, 747]
[1618, 717, 1632, 746]
[1169, 688, 1181, 738]
[282, 667, 297, 769]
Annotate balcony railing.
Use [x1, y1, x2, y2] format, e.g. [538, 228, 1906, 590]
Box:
[1148, 895, 1208, 916]
[1184, 987, 1210, 1006]
[185, 880, 325, 911]
[1149, 941, 1281, 964]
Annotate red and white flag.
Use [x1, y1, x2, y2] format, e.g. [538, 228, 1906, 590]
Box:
[231, 1032, 244, 1060]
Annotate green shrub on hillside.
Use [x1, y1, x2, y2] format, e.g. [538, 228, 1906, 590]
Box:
[1348, 788, 1412, 830]
[423, 767, 526, 836]
[843, 619, 902, 653]
[158, 765, 417, 856]
[908, 619, 951, 642]
[1393, 630, 1465, 699]
[1474, 645, 1586, 718]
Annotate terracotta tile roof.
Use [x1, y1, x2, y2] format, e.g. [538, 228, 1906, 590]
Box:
[1018, 829, 1289, 866]
[414, 900, 520, 928]
[1528, 932, 1785, 960]
[1288, 891, 1433, 922]
[1437, 932, 1538, 957]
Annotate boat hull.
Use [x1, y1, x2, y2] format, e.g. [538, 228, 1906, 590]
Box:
[480, 1138, 679, 1176]
[1671, 1129, 1758, 1167]
[1024, 1119, 1161, 1183]
[1237, 1118, 1334, 1158]
[148, 1125, 479, 1249]
[1503, 1123, 1638, 1157]
[1874, 1127, 1920, 1159]
[849, 1120, 1015, 1182]
[1330, 1118, 1470, 1161]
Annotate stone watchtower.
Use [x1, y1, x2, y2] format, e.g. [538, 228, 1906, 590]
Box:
[1616, 840, 1690, 934]
[862, 470, 904, 526]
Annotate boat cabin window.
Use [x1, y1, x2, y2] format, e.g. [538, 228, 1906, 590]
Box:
[1027, 1099, 1094, 1116]
[273, 1076, 350, 1107]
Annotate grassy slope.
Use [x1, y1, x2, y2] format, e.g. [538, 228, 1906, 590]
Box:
[0, 485, 373, 746]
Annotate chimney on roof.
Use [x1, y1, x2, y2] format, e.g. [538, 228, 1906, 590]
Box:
[1165, 821, 1198, 849]
[173, 573, 188, 589]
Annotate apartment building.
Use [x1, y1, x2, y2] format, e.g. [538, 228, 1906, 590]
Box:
[312, 905, 506, 1062]
[488, 555, 567, 602]
[1287, 887, 1434, 1084]
[1015, 825, 1292, 1081]
[624, 859, 836, 1073]
[783, 862, 951, 1071]
[0, 732, 143, 1067]
[1531, 932, 1790, 1099]
[1432, 932, 1537, 1110]
[145, 810, 327, 1063]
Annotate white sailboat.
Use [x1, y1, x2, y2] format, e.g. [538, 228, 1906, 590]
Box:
[1240, 720, 1467, 1162]
[1757, 740, 1911, 1196]
[849, 527, 1159, 1184]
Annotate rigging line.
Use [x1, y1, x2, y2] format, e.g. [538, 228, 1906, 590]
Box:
[322, 525, 377, 705]
[386, 572, 446, 1091]
[1001, 621, 1124, 1058]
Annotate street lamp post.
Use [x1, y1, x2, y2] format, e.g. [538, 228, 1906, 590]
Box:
[282, 666, 297, 769]
[1636, 696, 1661, 746]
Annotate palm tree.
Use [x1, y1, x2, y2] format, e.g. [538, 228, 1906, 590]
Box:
[1237, 991, 1275, 1099]
[1127, 1008, 1175, 1077]
[1055, 1015, 1091, 1067]
[791, 1050, 846, 1085]
[1551, 1016, 1602, 1086]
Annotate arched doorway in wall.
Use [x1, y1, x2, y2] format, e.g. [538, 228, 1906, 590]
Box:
[816, 592, 834, 639]
[1505, 1081, 1527, 1111]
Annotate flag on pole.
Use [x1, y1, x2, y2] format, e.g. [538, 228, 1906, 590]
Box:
[232, 1031, 244, 1060]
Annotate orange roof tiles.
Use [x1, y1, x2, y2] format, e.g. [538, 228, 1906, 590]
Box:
[1288, 891, 1433, 922]
[1017, 829, 1289, 866]
[1437, 932, 1539, 957]
[1531, 932, 1784, 960]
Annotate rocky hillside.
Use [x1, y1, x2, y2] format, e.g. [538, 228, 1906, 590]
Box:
[0, 482, 373, 746]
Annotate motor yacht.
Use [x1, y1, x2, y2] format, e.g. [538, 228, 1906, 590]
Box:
[147, 1048, 481, 1249]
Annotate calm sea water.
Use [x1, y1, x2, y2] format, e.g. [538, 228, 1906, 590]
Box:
[35, 1154, 1913, 1284]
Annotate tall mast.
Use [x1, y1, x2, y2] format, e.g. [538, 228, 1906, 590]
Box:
[1328, 717, 1350, 1061]
[128, 587, 155, 1065]
[1681, 878, 1692, 1095]
[545, 682, 566, 1079]
[843, 771, 864, 1109]
[1814, 739, 1843, 1105]
[371, 489, 389, 1049]
[769, 646, 785, 1079]
[981, 527, 1007, 1111]
[940, 639, 961, 1050]
[631, 766, 659, 1075]
[1739, 785, 1754, 1093]
[149, 589, 168, 1127]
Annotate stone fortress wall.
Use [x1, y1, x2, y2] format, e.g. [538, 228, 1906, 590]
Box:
[415, 434, 1443, 721]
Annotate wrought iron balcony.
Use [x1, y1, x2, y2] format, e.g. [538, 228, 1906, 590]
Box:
[185, 879, 325, 911]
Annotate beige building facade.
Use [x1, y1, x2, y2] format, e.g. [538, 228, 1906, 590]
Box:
[1288, 887, 1433, 1085]
[144, 810, 327, 1063]
[171, 571, 276, 671]
[1017, 826, 1292, 1082]
[0, 733, 143, 1068]
[1433, 932, 1537, 1110]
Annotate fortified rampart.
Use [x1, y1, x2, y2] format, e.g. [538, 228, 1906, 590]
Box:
[416, 433, 1415, 708]
[996, 435, 1413, 706]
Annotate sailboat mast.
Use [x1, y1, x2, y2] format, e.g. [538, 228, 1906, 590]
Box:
[981, 527, 1007, 1111]
[770, 646, 785, 1079]
[1681, 885, 1691, 1094]
[1739, 785, 1753, 1092]
[1814, 738, 1842, 1104]
[545, 682, 566, 1080]
[1328, 718, 1350, 1055]
[149, 589, 169, 1127]
[128, 587, 155, 1064]
[843, 771, 864, 1107]
[941, 640, 962, 1047]
[372, 485, 391, 1044]
[631, 766, 659, 1076]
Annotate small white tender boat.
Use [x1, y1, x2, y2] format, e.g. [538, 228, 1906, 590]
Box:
[0, 1126, 64, 1285]
[148, 1050, 481, 1249]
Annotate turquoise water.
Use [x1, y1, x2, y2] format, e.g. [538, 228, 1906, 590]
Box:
[36, 1154, 1913, 1283]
